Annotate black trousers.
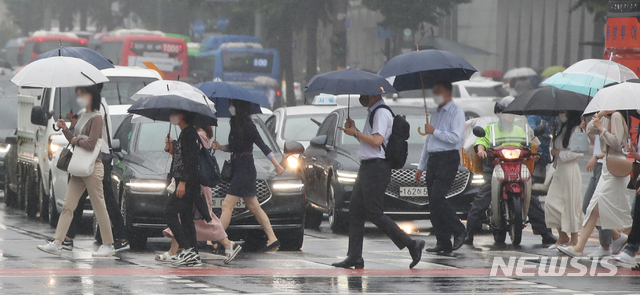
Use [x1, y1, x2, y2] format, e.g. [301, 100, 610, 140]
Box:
[165, 181, 200, 249]
[347, 159, 414, 258]
[425, 151, 466, 246]
[627, 194, 640, 246]
[67, 154, 127, 240]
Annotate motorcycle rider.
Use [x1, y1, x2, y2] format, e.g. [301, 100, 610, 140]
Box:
[463, 96, 556, 245]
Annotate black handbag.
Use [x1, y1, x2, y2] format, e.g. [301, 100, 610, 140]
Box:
[56, 144, 72, 171]
[197, 137, 221, 187]
[221, 159, 232, 182]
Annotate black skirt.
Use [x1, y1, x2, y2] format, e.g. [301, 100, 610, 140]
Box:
[227, 154, 257, 197]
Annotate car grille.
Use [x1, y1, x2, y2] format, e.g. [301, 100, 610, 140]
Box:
[211, 180, 272, 217]
[386, 169, 470, 205]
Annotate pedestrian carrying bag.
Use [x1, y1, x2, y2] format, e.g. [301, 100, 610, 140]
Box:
[56, 143, 72, 171]
[569, 128, 590, 153]
[605, 115, 633, 177]
[369, 105, 410, 169]
[67, 114, 103, 177]
[197, 136, 221, 187]
[221, 160, 232, 182]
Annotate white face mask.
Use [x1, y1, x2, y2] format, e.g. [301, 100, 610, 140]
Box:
[229, 105, 236, 116]
[433, 95, 445, 106]
[558, 113, 568, 123]
[76, 97, 90, 109]
[169, 114, 180, 125]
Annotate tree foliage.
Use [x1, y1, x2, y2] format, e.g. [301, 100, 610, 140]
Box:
[362, 0, 470, 31]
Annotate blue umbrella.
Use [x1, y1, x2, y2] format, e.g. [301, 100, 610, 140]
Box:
[194, 81, 262, 118]
[303, 68, 396, 95]
[542, 72, 617, 97]
[128, 90, 217, 126]
[31, 47, 114, 70]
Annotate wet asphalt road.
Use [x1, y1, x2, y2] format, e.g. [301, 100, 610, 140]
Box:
[1, 155, 640, 294]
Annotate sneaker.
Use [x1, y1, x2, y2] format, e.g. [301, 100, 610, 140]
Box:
[587, 246, 611, 258]
[558, 245, 583, 258]
[46, 238, 73, 251]
[611, 233, 628, 255]
[172, 248, 202, 267]
[92, 244, 116, 257]
[113, 240, 130, 252]
[614, 251, 637, 265]
[37, 241, 62, 256]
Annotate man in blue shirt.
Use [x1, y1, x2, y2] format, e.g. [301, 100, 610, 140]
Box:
[415, 81, 467, 254]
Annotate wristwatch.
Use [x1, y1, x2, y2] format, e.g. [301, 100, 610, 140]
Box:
[594, 154, 600, 160]
[353, 130, 358, 139]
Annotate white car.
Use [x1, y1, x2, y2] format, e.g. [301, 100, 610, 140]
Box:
[385, 79, 507, 119]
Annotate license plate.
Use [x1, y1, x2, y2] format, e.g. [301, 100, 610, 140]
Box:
[399, 187, 428, 197]
[211, 198, 245, 208]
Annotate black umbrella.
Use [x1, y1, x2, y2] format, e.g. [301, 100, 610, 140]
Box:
[128, 91, 217, 126]
[502, 87, 589, 116]
[304, 68, 396, 118]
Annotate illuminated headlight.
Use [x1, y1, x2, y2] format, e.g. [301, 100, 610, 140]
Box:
[501, 149, 521, 159]
[0, 143, 10, 154]
[336, 170, 358, 184]
[494, 164, 505, 182]
[48, 135, 62, 160]
[471, 174, 485, 186]
[286, 155, 299, 169]
[125, 180, 167, 192]
[272, 180, 304, 193]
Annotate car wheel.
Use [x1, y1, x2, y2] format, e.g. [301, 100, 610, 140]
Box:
[304, 206, 323, 230]
[327, 182, 348, 233]
[38, 175, 49, 222]
[4, 173, 18, 207]
[465, 112, 479, 120]
[92, 216, 103, 244]
[48, 179, 59, 228]
[278, 226, 304, 251]
[130, 234, 147, 250]
[25, 172, 39, 218]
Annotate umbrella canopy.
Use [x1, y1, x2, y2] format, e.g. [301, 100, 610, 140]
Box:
[127, 90, 217, 126]
[541, 65, 565, 78]
[481, 69, 503, 80]
[11, 56, 109, 87]
[417, 35, 493, 56]
[564, 59, 637, 82]
[31, 47, 114, 70]
[378, 49, 477, 91]
[503, 87, 589, 116]
[254, 76, 279, 88]
[194, 81, 262, 118]
[503, 67, 537, 80]
[542, 72, 617, 97]
[130, 80, 205, 101]
[304, 68, 396, 95]
[583, 82, 640, 115]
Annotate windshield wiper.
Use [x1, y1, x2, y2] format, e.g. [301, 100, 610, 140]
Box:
[310, 118, 321, 126]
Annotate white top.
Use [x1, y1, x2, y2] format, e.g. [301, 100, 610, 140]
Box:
[359, 100, 392, 161]
[593, 135, 603, 164]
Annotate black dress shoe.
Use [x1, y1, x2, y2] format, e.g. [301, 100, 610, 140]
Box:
[463, 231, 474, 246]
[452, 231, 466, 250]
[332, 256, 364, 269]
[426, 243, 452, 253]
[409, 239, 425, 269]
[541, 235, 558, 245]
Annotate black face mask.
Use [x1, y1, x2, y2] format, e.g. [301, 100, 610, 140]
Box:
[359, 96, 370, 107]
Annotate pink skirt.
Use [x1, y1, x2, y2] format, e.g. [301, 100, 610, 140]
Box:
[163, 186, 227, 242]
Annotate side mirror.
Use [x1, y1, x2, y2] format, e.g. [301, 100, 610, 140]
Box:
[30, 106, 50, 126]
[310, 135, 327, 148]
[111, 139, 121, 153]
[534, 125, 546, 137]
[5, 136, 18, 145]
[284, 141, 305, 154]
[472, 126, 486, 138]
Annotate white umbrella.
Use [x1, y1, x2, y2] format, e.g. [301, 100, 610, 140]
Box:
[583, 82, 640, 115]
[11, 56, 109, 87]
[564, 59, 637, 83]
[503, 67, 537, 80]
[254, 76, 279, 88]
[130, 80, 206, 101]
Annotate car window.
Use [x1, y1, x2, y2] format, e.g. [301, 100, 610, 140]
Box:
[265, 115, 276, 136]
[452, 85, 461, 98]
[325, 115, 338, 146]
[101, 77, 158, 105]
[317, 114, 336, 136]
[114, 116, 133, 153]
[137, 121, 180, 152]
[282, 115, 326, 142]
[465, 85, 509, 97]
[110, 114, 128, 131]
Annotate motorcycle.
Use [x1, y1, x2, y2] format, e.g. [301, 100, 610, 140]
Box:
[472, 119, 545, 245]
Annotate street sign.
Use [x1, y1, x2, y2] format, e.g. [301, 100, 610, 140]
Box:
[345, 19, 351, 29]
[217, 17, 230, 30]
[377, 27, 393, 38]
[193, 21, 206, 35]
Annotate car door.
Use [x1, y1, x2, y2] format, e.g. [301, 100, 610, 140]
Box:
[111, 116, 133, 201]
[302, 113, 335, 208]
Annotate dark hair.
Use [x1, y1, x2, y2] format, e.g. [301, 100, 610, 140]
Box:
[196, 125, 214, 140]
[76, 84, 101, 112]
[229, 99, 252, 146]
[434, 80, 452, 93]
[559, 111, 582, 148]
[172, 110, 195, 125]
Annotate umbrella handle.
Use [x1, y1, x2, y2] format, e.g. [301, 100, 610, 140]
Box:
[52, 123, 61, 132]
[418, 124, 428, 136]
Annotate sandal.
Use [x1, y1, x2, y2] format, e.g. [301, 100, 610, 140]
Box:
[223, 241, 242, 264]
[260, 240, 280, 253]
[632, 263, 640, 271]
[155, 251, 176, 263]
[212, 241, 225, 255]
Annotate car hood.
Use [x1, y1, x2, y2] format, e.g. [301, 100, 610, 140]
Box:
[337, 143, 457, 170]
[124, 151, 173, 178]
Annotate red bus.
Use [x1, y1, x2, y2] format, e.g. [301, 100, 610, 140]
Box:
[96, 34, 188, 80]
[19, 34, 87, 65]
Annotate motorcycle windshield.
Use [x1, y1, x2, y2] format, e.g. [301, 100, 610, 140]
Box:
[487, 114, 531, 148]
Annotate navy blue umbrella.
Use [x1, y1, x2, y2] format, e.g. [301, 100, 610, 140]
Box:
[128, 91, 217, 126]
[31, 47, 114, 70]
[303, 68, 396, 95]
[194, 81, 262, 118]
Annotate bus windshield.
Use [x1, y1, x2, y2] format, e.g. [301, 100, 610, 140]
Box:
[222, 51, 274, 74]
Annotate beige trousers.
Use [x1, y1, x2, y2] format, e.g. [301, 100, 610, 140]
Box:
[54, 161, 114, 245]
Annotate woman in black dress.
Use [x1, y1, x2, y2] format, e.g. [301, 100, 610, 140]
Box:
[212, 99, 285, 251]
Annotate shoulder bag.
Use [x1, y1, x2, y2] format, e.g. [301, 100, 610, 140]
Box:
[68, 114, 103, 177]
[569, 127, 590, 153]
[196, 136, 222, 187]
[605, 115, 633, 177]
[56, 143, 72, 171]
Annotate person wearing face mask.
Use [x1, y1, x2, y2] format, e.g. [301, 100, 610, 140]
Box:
[544, 111, 584, 250]
[415, 81, 467, 254]
[212, 99, 285, 252]
[37, 85, 116, 257]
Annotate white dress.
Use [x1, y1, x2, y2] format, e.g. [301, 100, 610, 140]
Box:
[585, 113, 633, 230]
[544, 126, 584, 233]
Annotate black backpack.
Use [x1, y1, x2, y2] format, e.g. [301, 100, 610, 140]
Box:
[369, 105, 410, 169]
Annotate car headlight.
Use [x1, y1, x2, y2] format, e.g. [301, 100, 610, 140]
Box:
[471, 174, 485, 186]
[272, 180, 304, 193]
[286, 155, 299, 169]
[336, 170, 358, 184]
[125, 179, 167, 192]
[0, 143, 10, 154]
[501, 149, 521, 159]
[48, 135, 62, 160]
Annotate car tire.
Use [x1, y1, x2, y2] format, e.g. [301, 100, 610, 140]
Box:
[278, 226, 304, 251]
[93, 216, 103, 244]
[327, 182, 348, 233]
[130, 234, 147, 250]
[48, 179, 59, 228]
[304, 206, 323, 230]
[38, 175, 49, 222]
[25, 172, 39, 218]
[465, 112, 480, 120]
[4, 173, 18, 207]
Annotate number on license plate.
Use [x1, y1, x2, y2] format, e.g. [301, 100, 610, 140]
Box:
[399, 187, 428, 197]
[211, 198, 245, 208]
